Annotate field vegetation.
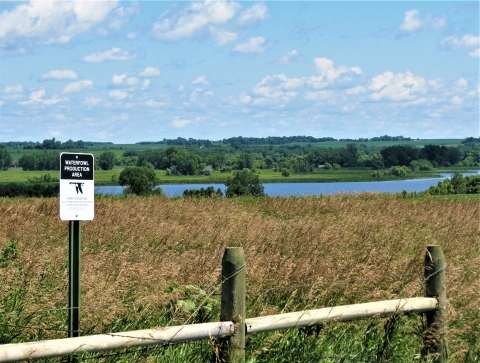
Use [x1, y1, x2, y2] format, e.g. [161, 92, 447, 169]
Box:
[0, 166, 475, 186]
[1, 194, 479, 362]
[2, 137, 479, 193]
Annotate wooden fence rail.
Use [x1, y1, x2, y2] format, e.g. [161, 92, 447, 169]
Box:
[0, 245, 447, 363]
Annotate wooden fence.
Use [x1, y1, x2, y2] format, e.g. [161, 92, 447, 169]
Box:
[0, 245, 447, 363]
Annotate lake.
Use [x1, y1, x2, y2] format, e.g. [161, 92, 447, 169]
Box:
[95, 171, 479, 197]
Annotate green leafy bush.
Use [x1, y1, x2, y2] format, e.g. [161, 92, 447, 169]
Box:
[0, 183, 59, 197]
[183, 186, 223, 198]
[118, 166, 162, 196]
[388, 166, 408, 176]
[225, 168, 265, 197]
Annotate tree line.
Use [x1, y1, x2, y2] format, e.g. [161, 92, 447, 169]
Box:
[135, 134, 416, 147]
[4, 138, 109, 150]
[2, 137, 479, 174]
[94, 141, 479, 175]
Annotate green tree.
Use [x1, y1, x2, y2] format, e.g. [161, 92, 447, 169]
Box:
[389, 166, 408, 176]
[368, 153, 384, 170]
[118, 167, 161, 196]
[235, 153, 254, 170]
[281, 168, 291, 177]
[0, 149, 12, 169]
[98, 151, 117, 170]
[264, 155, 275, 169]
[165, 146, 199, 175]
[225, 168, 265, 197]
[450, 172, 466, 194]
[410, 159, 434, 171]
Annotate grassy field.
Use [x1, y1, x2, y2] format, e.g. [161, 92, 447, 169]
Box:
[1, 194, 479, 362]
[0, 166, 463, 186]
[5, 143, 165, 162]
[5, 139, 464, 162]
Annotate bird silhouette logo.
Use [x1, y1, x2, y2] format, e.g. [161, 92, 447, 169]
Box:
[70, 182, 84, 194]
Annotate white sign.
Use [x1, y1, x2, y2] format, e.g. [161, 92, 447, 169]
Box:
[59, 153, 94, 221]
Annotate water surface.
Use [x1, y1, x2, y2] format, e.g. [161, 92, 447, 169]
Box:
[95, 171, 479, 197]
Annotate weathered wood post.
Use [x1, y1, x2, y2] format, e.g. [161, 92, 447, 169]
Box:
[219, 247, 246, 363]
[424, 245, 447, 363]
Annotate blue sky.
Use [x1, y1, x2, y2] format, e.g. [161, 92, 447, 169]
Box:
[0, 1, 478, 143]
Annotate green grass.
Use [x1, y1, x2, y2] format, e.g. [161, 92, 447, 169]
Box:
[5, 143, 167, 162]
[0, 167, 454, 186]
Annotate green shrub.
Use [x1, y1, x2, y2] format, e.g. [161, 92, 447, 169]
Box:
[0, 183, 59, 197]
[388, 166, 408, 176]
[118, 166, 162, 196]
[225, 168, 265, 197]
[183, 186, 223, 198]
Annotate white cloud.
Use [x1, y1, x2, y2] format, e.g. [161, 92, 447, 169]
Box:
[109, 90, 128, 100]
[112, 74, 127, 84]
[20, 89, 45, 104]
[139, 67, 161, 77]
[192, 76, 209, 85]
[451, 96, 463, 105]
[126, 32, 137, 40]
[308, 58, 362, 89]
[369, 71, 427, 101]
[114, 113, 129, 121]
[233, 36, 265, 53]
[455, 77, 468, 89]
[62, 80, 93, 94]
[98, 4, 139, 35]
[441, 34, 480, 58]
[442, 34, 480, 48]
[400, 10, 422, 31]
[238, 3, 269, 25]
[0, 1, 118, 52]
[112, 74, 139, 86]
[275, 50, 299, 65]
[18, 88, 61, 106]
[41, 69, 79, 80]
[145, 99, 165, 108]
[246, 58, 365, 107]
[305, 90, 332, 101]
[51, 113, 67, 121]
[4, 84, 23, 94]
[84, 97, 102, 106]
[141, 79, 151, 90]
[212, 29, 238, 45]
[239, 93, 252, 104]
[83, 47, 137, 63]
[172, 117, 192, 128]
[253, 74, 302, 101]
[0, 101, 3, 106]
[345, 86, 366, 95]
[43, 96, 61, 106]
[469, 48, 480, 58]
[400, 9, 446, 32]
[31, 89, 45, 101]
[189, 88, 204, 103]
[152, 0, 241, 42]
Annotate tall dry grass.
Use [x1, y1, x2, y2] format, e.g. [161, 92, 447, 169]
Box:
[0, 194, 479, 361]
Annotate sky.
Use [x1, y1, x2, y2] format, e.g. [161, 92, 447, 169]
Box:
[0, 1, 479, 144]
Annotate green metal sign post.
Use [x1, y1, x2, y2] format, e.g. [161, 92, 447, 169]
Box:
[59, 153, 94, 363]
[69, 220, 81, 339]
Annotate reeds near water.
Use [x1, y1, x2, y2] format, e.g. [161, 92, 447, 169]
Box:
[1, 194, 479, 361]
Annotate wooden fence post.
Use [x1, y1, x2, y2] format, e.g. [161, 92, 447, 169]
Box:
[424, 245, 447, 363]
[219, 247, 246, 363]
